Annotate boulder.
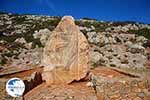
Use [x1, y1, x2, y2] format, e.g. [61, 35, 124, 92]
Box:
[114, 33, 135, 43]
[87, 32, 116, 46]
[89, 50, 109, 66]
[128, 54, 146, 68]
[30, 72, 43, 86]
[127, 44, 145, 54]
[135, 36, 148, 45]
[25, 42, 33, 49]
[89, 51, 102, 63]
[42, 16, 89, 84]
[87, 32, 100, 44]
[33, 28, 51, 45]
[24, 72, 43, 94]
[15, 37, 27, 44]
[11, 48, 42, 67]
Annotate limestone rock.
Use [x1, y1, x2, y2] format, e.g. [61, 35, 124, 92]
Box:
[33, 28, 51, 45]
[128, 54, 146, 68]
[127, 44, 145, 54]
[25, 42, 33, 49]
[42, 16, 89, 84]
[15, 37, 27, 44]
[135, 36, 148, 45]
[89, 51, 102, 63]
[87, 32, 100, 44]
[11, 48, 42, 67]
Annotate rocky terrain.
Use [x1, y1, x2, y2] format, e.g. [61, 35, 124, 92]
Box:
[0, 13, 150, 100]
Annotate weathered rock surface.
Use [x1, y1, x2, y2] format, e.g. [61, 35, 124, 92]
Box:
[42, 16, 89, 84]
[88, 30, 148, 69]
[33, 28, 51, 45]
[90, 71, 150, 100]
[24, 71, 43, 94]
[15, 37, 27, 44]
[10, 48, 42, 67]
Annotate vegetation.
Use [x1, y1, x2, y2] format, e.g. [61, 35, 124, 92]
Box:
[75, 21, 109, 32]
[0, 34, 22, 43]
[82, 17, 97, 21]
[128, 28, 150, 40]
[143, 40, 150, 48]
[0, 42, 25, 65]
[111, 21, 137, 26]
[0, 14, 61, 48]
[0, 57, 6, 65]
[13, 16, 27, 24]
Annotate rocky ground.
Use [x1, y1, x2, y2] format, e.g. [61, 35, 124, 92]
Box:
[0, 67, 149, 100]
[0, 13, 150, 100]
[21, 67, 150, 100]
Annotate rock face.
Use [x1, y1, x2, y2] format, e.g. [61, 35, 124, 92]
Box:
[42, 16, 89, 84]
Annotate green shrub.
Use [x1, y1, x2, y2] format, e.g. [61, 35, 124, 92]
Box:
[75, 21, 109, 32]
[128, 28, 150, 40]
[82, 17, 97, 21]
[0, 34, 22, 43]
[13, 16, 27, 24]
[2, 51, 14, 57]
[0, 57, 7, 65]
[111, 21, 136, 26]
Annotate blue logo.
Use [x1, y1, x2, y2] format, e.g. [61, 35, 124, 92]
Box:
[6, 78, 25, 97]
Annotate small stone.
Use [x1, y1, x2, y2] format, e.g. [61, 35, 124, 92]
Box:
[109, 94, 121, 100]
[128, 92, 137, 98]
[104, 95, 110, 100]
[142, 89, 150, 95]
[96, 86, 105, 93]
[130, 80, 138, 87]
[15, 37, 27, 44]
[68, 96, 73, 99]
[138, 81, 146, 89]
[134, 97, 142, 100]
[120, 87, 131, 94]
[131, 87, 141, 93]
[145, 80, 150, 89]
[137, 92, 145, 98]
[86, 82, 93, 87]
[119, 80, 126, 84]
[15, 96, 24, 100]
[89, 51, 103, 64]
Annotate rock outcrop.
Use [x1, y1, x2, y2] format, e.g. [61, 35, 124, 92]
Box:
[42, 16, 89, 84]
[24, 72, 43, 94]
[33, 28, 51, 45]
[87, 31, 148, 69]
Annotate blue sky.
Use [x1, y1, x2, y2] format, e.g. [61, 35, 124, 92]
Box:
[0, 0, 150, 23]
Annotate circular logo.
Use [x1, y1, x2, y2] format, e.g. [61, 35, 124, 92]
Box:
[6, 78, 25, 97]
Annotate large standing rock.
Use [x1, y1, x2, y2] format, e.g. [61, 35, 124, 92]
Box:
[42, 16, 89, 84]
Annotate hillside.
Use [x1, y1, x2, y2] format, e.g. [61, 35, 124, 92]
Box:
[0, 13, 150, 68]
